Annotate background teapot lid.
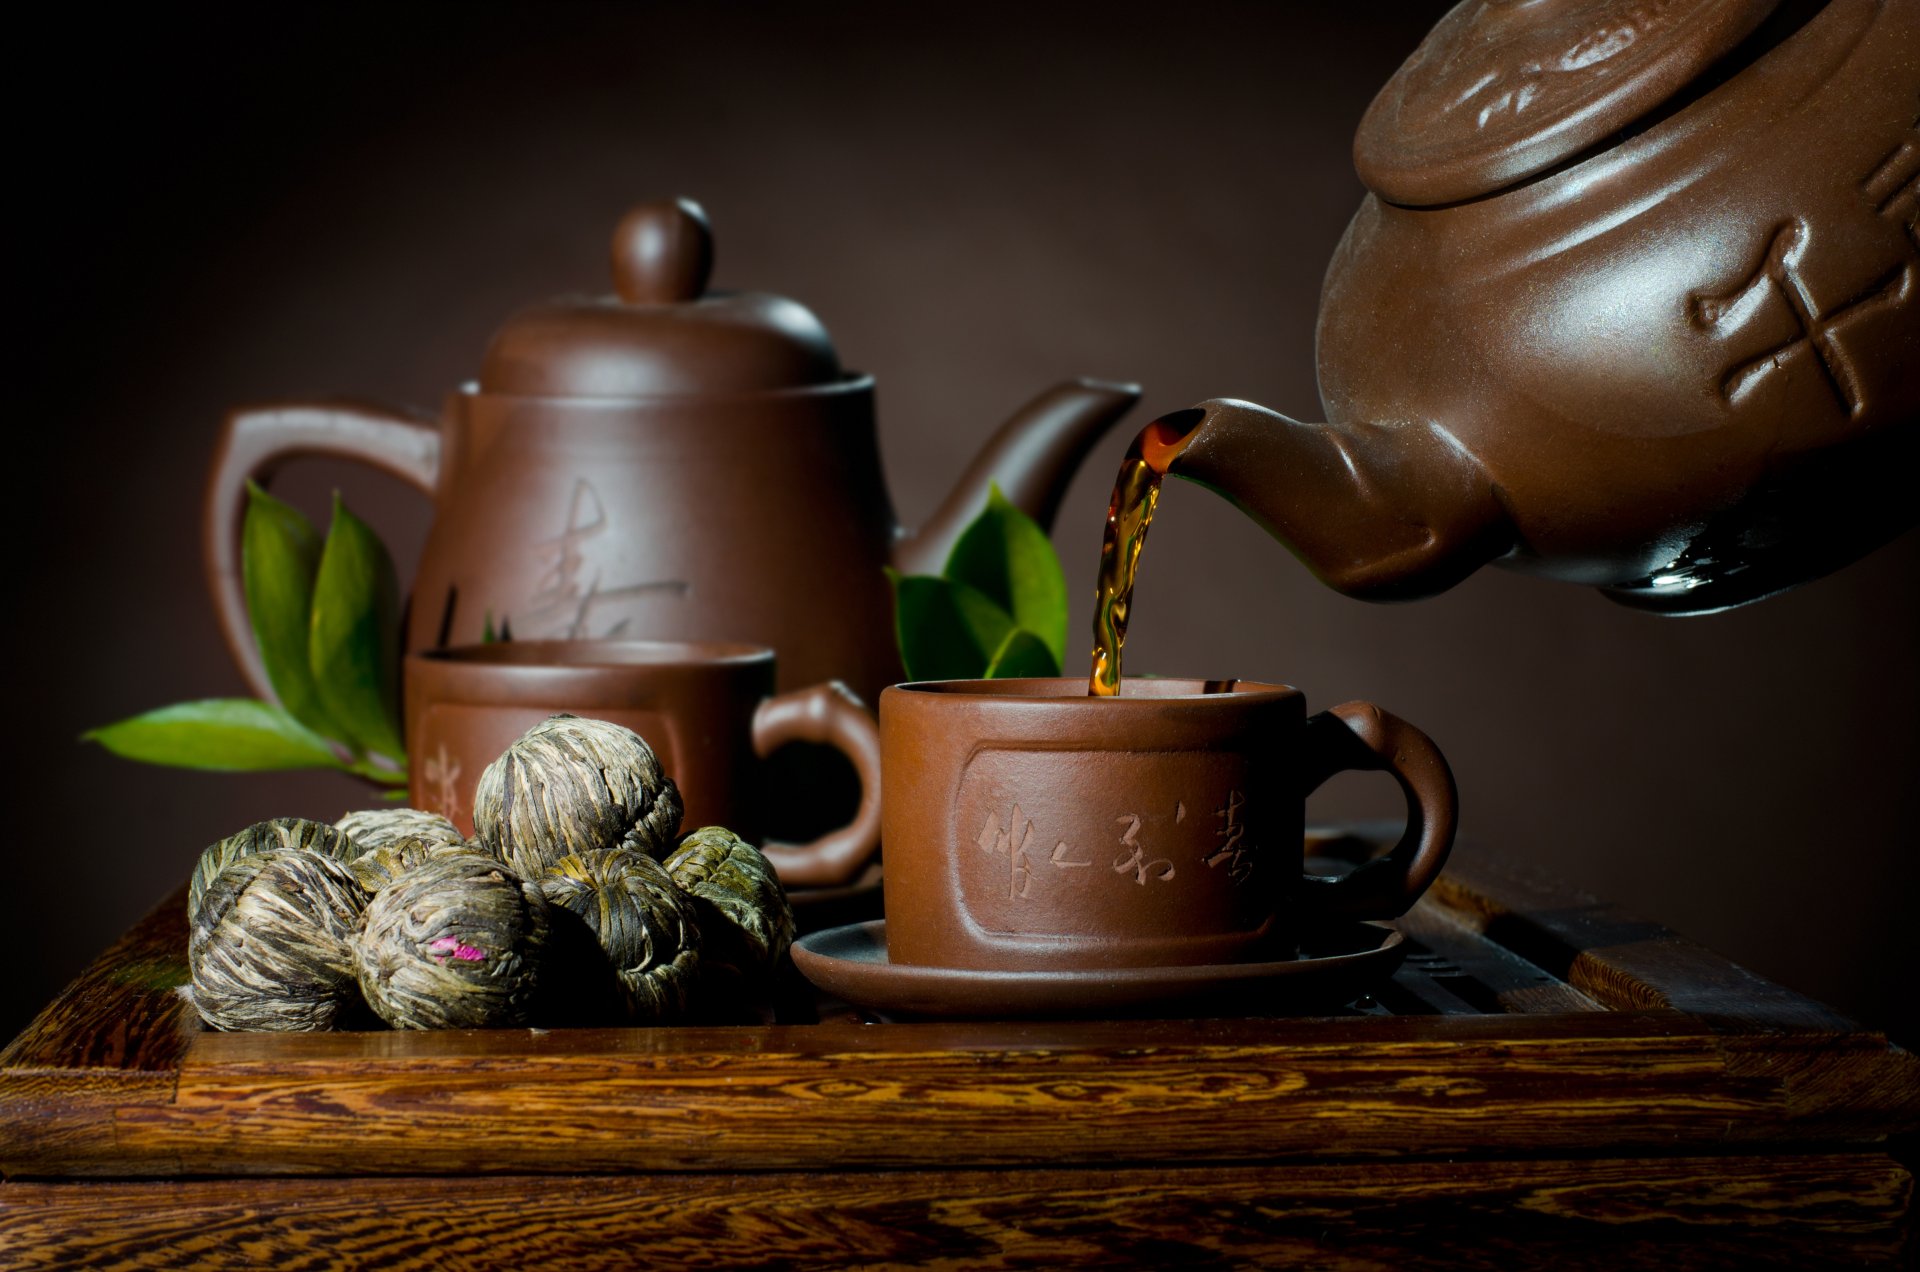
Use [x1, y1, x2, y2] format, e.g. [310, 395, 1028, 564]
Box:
[1353, 0, 1781, 207]
[478, 198, 843, 396]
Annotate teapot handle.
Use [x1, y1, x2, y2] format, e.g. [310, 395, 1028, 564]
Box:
[204, 401, 442, 703]
[750, 682, 884, 888]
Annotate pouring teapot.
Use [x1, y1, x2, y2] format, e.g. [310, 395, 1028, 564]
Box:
[204, 199, 1139, 709]
[1165, 0, 1918, 614]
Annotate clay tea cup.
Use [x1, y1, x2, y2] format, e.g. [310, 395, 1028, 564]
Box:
[405, 640, 881, 886]
[878, 677, 1456, 972]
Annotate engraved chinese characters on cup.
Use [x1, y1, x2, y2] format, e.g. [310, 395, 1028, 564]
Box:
[974, 796, 1263, 897]
[954, 750, 1280, 952]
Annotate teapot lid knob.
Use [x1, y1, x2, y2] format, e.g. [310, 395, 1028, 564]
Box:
[478, 197, 842, 396]
[612, 198, 714, 304]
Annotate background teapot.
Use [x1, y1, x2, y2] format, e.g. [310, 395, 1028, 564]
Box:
[204, 199, 1138, 711]
[1166, 0, 1919, 614]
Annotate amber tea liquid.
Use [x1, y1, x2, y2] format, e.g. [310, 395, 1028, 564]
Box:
[1088, 410, 1204, 696]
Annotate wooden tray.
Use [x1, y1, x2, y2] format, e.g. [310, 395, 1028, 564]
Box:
[3, 833, 1915, 1267]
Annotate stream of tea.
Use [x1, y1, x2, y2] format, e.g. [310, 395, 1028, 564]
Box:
[1088, 410, 1204, 696]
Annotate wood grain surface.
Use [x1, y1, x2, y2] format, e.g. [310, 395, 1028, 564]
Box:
[3, 839, 1916, 1181]
[72, 1011, 1898, 1177]
[2, 1154, 1911, 1270]
[1, 836, 1914, 1268]
[0, 889, 193, 1178]
[1426, 852, 1863, 1032]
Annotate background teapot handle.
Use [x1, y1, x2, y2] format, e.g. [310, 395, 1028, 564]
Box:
[203, 401, 442, 703]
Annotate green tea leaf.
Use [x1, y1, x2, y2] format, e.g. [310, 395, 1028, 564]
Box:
[242, 481, 344, 740]
[982, 627, 1060, 679]
[346, 758, 409, 787]
[943, 483, 1069, 665]
[83, 699, 346, 771]
[886, 569, 1019, 682]
[310, 494, 405, 761]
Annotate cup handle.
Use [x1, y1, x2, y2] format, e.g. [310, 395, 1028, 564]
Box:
[204, 401, 442, 703]
[750, 682, 883, 888]
[1297, 701, 1457, 920]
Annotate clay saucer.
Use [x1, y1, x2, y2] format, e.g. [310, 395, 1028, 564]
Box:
[791, 920, 1406, 1020]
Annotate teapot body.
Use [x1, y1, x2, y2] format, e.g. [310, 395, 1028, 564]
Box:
[1310, 0, 1919, 611]
[203, 199, 1139, 762]
[412, 377, 904, 704]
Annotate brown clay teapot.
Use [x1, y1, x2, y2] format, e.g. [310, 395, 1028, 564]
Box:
[1167, 0, 1918, 614]
[205, 199, 1139, 708]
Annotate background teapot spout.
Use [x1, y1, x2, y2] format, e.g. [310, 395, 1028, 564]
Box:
[891, 378, 1140, 575]
[1167, 398, 1514, 602]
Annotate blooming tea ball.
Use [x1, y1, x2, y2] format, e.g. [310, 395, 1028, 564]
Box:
[335, 808, 465, 854]
[355, 852, 550, 1030]
[350, 834, 473, 893]
[189, 849, 369, 1032]
[539, 848, 703, 1024]
[472, 714, 684, 877]
[188, 817, 361, 921]
[664, 826, 795, 986]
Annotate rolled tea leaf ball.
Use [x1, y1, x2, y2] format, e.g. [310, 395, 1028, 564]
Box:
[189, 817, 361, 921]
[473, 715, 684, 877]
[335, 808, 465, 854]
[350, 834, 472, 893]
[189, 849, 370, 1032]
[539, 848, 702, 1024]
[664, 826, 795, 987]
[354, 852, 550, 1029]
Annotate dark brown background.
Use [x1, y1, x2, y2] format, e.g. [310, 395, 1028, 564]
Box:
[10, 2, 1915, 1045]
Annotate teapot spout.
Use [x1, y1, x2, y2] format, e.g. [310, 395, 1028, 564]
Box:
[1167, 399, 1513, 601]
[893, 378, 1140, 574]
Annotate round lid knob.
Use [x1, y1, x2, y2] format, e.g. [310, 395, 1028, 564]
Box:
[612, 198, 714, 304]
[478, 197, 843, 397]
[1354, 0, 1782, 207]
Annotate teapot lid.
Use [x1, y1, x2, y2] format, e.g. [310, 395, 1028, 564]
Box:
[478, 198, 842, 396]
[1354, 0, 1782, 207]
